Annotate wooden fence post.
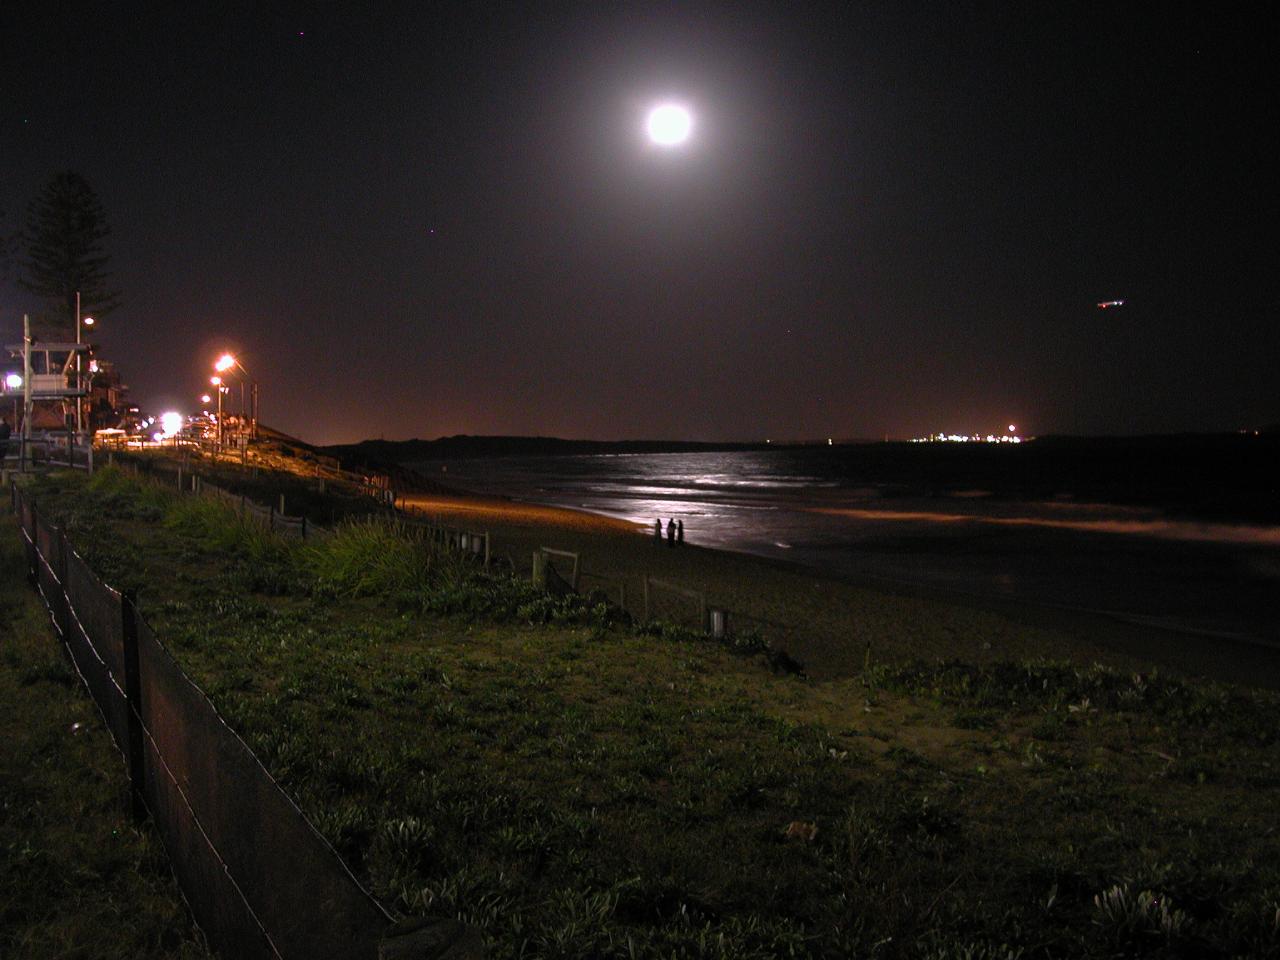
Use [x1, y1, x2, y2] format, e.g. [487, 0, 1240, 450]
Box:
[120, 590, 148, 825]
[56, 526, 70, 636]
[708, 609, 728, 638]
[27, 497, 38, 586]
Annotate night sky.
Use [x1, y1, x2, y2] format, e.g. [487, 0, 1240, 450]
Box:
[2, 3, 1275, 444]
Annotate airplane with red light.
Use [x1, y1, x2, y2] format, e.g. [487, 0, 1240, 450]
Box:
[1097, 300, 1125, 309]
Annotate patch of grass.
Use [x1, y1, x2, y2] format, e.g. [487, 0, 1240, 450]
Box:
[20, 467, 1280, 959]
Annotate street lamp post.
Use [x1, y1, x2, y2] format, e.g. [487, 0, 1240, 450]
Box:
[75, 292, 82, 435]
[211, 377, 224, 451]
[214, 353, 257, 441]
[72, 291, 97, 438]
[5, 373, 20, 440]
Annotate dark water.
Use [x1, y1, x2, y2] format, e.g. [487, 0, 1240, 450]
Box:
[413, 449, 1280, 645]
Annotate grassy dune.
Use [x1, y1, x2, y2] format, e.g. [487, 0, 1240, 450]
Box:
[17, 466, 1280, 958]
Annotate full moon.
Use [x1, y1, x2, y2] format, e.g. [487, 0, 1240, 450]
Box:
[646, 104, 692, 146]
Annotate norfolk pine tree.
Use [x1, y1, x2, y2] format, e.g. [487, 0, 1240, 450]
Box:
[19, 171, 121, 335]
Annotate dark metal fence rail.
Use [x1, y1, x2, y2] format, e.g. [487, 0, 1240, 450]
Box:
[112, 444, 394, 505]
[12, 484, 404, 960]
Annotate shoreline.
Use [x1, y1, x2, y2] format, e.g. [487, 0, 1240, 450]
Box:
[401, 488, 1280, 691]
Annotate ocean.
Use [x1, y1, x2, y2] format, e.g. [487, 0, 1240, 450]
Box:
[410, 448, 1280, 645]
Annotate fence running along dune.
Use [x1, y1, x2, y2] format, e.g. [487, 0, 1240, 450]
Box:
[521, 542, 797, 661]
[9, 480, 483, 959]
[127, 453, 794, 661]
[1, 432, 94, 472]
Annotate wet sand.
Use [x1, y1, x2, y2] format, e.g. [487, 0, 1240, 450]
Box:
[401, 491, 1280, 690]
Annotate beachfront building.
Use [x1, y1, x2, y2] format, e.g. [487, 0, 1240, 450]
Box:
[87, 359, 131, 430]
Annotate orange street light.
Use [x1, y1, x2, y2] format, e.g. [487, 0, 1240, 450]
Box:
[212, 352, 257, 440]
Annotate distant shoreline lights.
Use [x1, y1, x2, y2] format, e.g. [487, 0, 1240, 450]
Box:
[911, 432, 1023, 444]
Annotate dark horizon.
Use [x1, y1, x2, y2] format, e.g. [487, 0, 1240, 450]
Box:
[327, 426, 1279, 449]
[3, 3, 1276, 445]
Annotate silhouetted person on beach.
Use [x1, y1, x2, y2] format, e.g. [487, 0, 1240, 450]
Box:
[667, 518, 676, 547]
[677, 519, 684, 545]
[654, 519, 662, 544]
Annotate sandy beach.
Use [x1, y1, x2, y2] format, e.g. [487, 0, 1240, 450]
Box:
[402, 490, 1280, 689]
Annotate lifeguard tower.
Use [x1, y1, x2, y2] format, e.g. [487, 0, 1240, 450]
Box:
[3, 314, 92, 442]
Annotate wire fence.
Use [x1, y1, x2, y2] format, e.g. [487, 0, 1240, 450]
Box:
[517, 542, 803, 661]
[113, 457, 334, 541]
[8, 479, 485, 959]
[101, 456, 498, 568]
[396, 503, 495, 566]
[1, 431, 94, 472]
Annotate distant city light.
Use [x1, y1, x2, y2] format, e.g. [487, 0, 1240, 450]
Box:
[1008, 424, 1016, 432]
[215, 353, 237, 372]
[4, 373, 21, 389]
[912, 431, 1024, 444]
[82, 316, 95, 326]
[210, 376, 222, 386]
[89, 360, 99, 373]
[159, 411, 184, 438]
[201, 394, 212, 403]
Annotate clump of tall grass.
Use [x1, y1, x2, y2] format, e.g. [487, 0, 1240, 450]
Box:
[80, 463, 170, 520]
[304, 517, 469, 602]
[303, 518, 621, 627]
[1092, 883, 1189, 950]
[163, 495, 286, 560]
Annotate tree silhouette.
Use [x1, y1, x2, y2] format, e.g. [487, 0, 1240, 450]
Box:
[19, 171, 121, 333]
[0, 206, 17, 281]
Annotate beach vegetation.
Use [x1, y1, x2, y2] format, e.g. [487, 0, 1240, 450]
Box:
[16, 465, 1280, 958]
